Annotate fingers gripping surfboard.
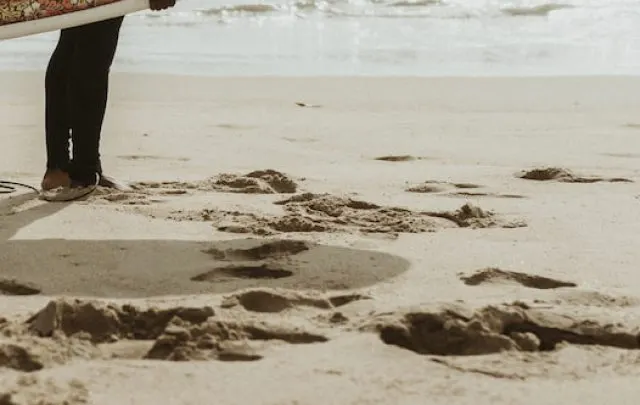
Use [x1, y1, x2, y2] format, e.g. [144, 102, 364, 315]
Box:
[0, 0, 151, 40]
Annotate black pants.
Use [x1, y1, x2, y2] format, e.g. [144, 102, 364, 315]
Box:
[45, 17, 124, 184]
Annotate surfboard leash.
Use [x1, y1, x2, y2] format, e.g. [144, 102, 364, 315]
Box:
[0, 180, 39, 195]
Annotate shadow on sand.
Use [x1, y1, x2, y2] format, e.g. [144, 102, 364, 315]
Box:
[0, 193, 410, 298]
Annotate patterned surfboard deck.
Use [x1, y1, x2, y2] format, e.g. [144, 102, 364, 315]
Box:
[0, 0, 148, 39]
[0, 0, 125, 27]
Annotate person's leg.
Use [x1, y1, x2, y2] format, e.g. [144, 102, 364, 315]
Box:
[42, 29, 74, 190]
[67, 16, 124, 186]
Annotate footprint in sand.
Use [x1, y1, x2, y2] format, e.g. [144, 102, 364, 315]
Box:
[192, 264, 294, 282]
[134, 169, 300, 196]
[216, 123, 257, 130]
[89, 169, 301, 209]
[374, 155, 427, 162]
[118, 155, 190, 162]
[602, 152, 640, 159]
[0, 278, 41, 296]
[205, 239, 310, 261]
[406, 181, 526, 199]
[282, 136, 319, 144]
[188, 238, 410, 291]
[373, 302, 640, 356]
[86, 188, 158, 206]
[448, 191, 526, 199]
[459, 268, 577, 290]
[406, 181, 482, 193]
[517, 167, 633, 183]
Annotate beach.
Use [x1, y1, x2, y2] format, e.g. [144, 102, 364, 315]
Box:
[1, 72, 640, 404]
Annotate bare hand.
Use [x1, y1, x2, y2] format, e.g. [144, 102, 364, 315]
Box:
[149, 0, 176, 11]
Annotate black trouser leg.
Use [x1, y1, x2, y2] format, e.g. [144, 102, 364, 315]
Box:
[66, 17, 124, 184]
[45, 30, 74, 172]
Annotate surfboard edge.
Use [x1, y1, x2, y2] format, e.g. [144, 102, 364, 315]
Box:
[0, 0, 150, 40]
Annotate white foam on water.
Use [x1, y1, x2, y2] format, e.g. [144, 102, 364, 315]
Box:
[0, 0, 638, 76]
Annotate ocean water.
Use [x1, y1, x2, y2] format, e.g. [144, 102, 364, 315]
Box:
[0, 0, 638, 76]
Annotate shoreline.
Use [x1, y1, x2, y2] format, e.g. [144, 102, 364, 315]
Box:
[3, 67, 640, 79]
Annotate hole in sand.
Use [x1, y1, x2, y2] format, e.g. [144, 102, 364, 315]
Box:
[374, 155, 417, 162]
[192, 265, 294, 282]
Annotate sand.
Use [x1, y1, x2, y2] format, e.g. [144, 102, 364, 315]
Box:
[1, 73, 640, 404]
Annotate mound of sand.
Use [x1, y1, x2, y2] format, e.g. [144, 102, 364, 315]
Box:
[375, 303, 640, 356]
[517, 167, 632, 183]
[132, 169, 299, 195]
[0, 290, 362, 367]
[460, 268, 577, 290]
[170, 194, 525, 235]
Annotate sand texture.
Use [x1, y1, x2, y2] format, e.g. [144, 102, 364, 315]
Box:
[1, 74, 640, 404]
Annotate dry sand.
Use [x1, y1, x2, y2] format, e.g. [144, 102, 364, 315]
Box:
[1, 73, 640, 404]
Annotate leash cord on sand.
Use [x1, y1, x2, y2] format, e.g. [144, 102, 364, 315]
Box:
[0, 180, 39, 194]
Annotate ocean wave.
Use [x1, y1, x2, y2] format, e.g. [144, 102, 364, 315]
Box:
[500, 3, 574, 17]
[183, 0, 450, 17]
[386, 0, 442, 7]
[140, 0, 586, 21]
[168, 0, 443, 20]
[197, 4, 280, 16]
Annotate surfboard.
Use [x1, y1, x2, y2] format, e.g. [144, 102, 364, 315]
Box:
[0, 0, 150, 41]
